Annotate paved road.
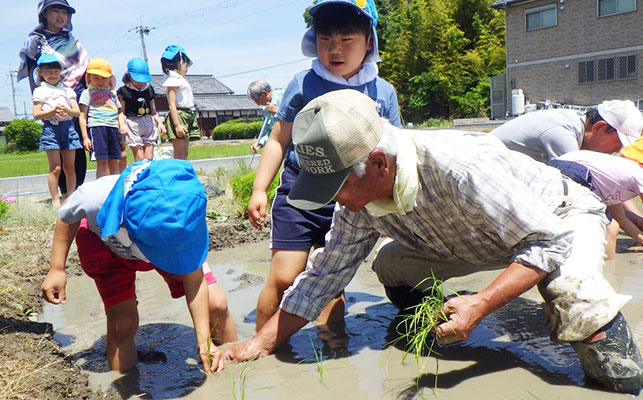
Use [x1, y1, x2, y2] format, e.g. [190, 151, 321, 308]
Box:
[0, 154, 259, 197]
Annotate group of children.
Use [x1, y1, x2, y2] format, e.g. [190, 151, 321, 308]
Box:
[31, 20, 199, 206]
[34, 0, 643, 382]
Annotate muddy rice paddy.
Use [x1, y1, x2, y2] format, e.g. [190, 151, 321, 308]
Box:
[39, 236, 643, 399]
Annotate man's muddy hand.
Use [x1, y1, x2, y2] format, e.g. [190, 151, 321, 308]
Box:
[223, 338, 270, 363]
[434, 293, 487, 344]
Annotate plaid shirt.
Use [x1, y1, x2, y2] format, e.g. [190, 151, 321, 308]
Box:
[281, 130, 574, 321]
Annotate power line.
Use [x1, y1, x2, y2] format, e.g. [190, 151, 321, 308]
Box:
[218, 58, 309, 78]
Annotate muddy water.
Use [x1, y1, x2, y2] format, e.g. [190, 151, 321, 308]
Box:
[41, 241, 643, 399]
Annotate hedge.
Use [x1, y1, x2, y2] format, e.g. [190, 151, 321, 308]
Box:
[211, 118, 263, 140]
[3, 119, 42, 151]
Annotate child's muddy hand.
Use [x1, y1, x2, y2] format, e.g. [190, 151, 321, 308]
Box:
[41, 269, 67, 304]
[247, 192, 268, 230]
[199, 343, 224, 373]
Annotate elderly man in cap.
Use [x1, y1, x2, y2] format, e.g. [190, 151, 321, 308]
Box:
[224, 90, 643, 394]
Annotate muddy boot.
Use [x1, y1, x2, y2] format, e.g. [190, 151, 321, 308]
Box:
[570, 312, 643, 395]
[384, 285, 428, 311]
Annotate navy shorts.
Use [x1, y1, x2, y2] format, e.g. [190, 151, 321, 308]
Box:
[89, 126, 122, 160]
[39, 120, 82, 151]
[270, 162, 335, 250]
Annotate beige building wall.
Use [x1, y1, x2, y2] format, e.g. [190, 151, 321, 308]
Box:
[502, 0, 642, 109]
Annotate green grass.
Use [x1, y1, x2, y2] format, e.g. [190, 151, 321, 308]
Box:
[0, 142, 254, 178]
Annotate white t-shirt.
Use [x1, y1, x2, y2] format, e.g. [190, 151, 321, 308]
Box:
[490, 109, 586, 163]
[32, 81, 76, 124]
[162, 70, 194, 108]
[558, 150, 643, 205]
[58, 175, 148, 261]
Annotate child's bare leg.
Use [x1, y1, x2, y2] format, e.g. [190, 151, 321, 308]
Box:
[255, 249, 310, 331]
[131, 145, 145, 162]
[143, 144, 154, 161]
[316, 290, 346, 324]
[119, 145, 128, 172]
[172, 138, 189, 160]
[207, 282, 238, 343]
[61, 149, 76, 198]
[605, 219, 620, 260]
[95, 159, 109, 178]
[108, 159, 121, 176]
[45, 150, 63, 207]
[105, 298, 139, 372]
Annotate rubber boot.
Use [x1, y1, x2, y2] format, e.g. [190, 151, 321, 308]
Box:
[570, 312, 643, 395]
[384, 285, 428, 311]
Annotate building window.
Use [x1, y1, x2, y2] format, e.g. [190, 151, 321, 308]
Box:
[597, 58, 615, 81]
[526, 4, 557, 31]
[598, 0, 636, 17]
[618, 55, 636, 79]
[579, 60, 595, 83]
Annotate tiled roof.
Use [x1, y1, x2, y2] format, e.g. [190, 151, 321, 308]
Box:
[0, 107, 16, 124]
[150, 74, 233, 96]
[491, 0, 536, 9]
[194, 95, 261, 112]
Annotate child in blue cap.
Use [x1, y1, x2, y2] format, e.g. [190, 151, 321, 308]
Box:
[247, 0, 402, 331]
[32, 53, 82, 208]
[117, 58, 167, 162]
[41, 159, 237, 373]
[161, 45, 200, 160]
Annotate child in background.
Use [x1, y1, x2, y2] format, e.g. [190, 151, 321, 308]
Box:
[248, 0, 402, 331]
[552, 149, 643, 259]
[79, 58, 125, 178]
[41, 159, 238, 373]
[32, 53, 81, 208]
[117, 58, 166, 161]
[18, 0, 89, 199]
[161, 45, 200, 160]
[246, 80, 284, 153]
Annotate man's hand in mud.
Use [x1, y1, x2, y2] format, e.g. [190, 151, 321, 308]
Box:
[434, 293, 488, 344]
[223, 338, 270, 364]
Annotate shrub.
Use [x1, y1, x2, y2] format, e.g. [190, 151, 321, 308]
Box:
[0, 200, 10, 230]
[212, 119, 263, 140]
[4, 119, 42, 151]
[231, 170, 279, 217]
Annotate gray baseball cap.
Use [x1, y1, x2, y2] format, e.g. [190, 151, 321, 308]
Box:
[287, 89, 382, 210]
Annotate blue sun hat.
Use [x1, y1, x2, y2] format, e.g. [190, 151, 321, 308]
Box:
[127, 57, 152, 83]
[301, 0, 380, 63]
[37, 53, 63, 67]
[96, 159, 209, 275]
[161, 45, 193, 66]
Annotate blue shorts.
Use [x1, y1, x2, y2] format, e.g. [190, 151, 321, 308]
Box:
[89, 126, 122, 160]
[39, 120, 82, 151]
[270, 162, 335, 250]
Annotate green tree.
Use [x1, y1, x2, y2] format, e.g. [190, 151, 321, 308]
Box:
[4, 119, 42, 151]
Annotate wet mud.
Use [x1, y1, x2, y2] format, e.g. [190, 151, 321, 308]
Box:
[40, 240, 643, 399]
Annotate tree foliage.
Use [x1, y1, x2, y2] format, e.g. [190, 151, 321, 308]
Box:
[4, 119, 42, 151]
[376, 0, 506, 121]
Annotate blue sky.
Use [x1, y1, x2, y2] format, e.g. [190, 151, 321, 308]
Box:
[0, 0, 314, 118]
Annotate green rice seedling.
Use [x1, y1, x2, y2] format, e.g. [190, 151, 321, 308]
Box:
[395, 275, 449, 369]
[226, 361, 272, 400]
[310, 336, 326, 382]
[296, 336, 327, 382]
[388, 273, 456, 397]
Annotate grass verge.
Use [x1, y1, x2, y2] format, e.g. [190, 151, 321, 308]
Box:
[0, 141, 254, 178]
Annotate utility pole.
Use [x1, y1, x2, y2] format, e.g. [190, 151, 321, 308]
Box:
[130, 16, 153, 62]
[23, 101, 28, 120]
[8, 70, 17, 117]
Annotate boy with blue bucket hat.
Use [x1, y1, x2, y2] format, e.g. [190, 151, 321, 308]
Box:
[248, 0, 403, 332]
[41, 159, 237, 373]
